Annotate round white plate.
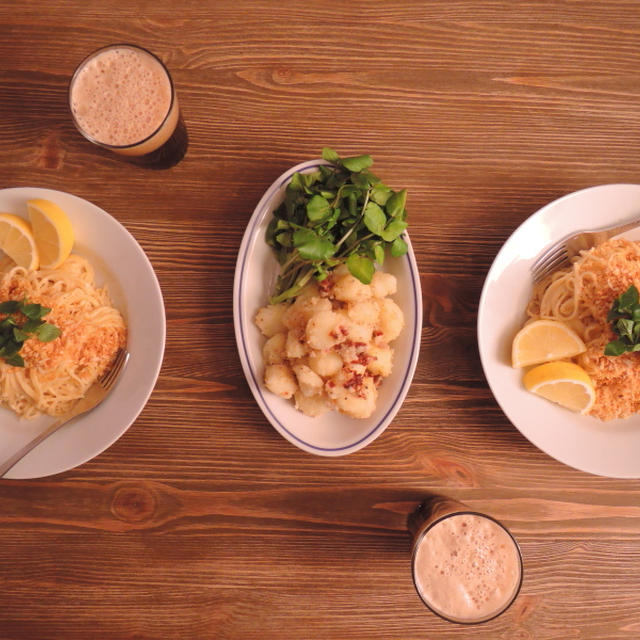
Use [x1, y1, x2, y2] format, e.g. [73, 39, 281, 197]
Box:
[0, 187, 165, 479]
[234, 159, 422, 456]
[478, 183, 640, 478]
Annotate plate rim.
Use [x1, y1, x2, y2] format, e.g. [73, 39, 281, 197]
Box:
[233, 159, 423, 456]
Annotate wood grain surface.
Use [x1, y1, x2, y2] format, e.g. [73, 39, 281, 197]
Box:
[2, 2, 640, 638]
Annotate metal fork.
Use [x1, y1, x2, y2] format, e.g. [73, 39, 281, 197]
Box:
[0, 347, 130, 477]
[531, 216, 640, 283]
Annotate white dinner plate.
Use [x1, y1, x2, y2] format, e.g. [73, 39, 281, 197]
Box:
[478, 183, 640, 478]
[234, 159, 422, 456]
[0, 187, 165, 479]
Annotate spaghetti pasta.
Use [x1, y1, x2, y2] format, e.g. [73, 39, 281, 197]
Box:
[0, 254, 126, 419]
[527, 237, 640, 420]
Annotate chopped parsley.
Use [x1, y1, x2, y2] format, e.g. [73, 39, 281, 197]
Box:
[0, 299, 61, 367]
[604, 285, 640, 356]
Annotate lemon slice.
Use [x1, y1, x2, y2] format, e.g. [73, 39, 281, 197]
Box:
[523, 361, 595, 414]
[512, 319, 586, 368]
[0, 213, 39, 270]
[27, 199, 74, 269]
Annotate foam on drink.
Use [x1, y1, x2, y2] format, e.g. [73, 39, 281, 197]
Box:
[412, 513, 521, 624]
[70, 46, 173, 148]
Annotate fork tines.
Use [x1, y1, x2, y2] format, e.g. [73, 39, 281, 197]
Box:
[531, 247, 570, 283]
[100, 348, 130, 388]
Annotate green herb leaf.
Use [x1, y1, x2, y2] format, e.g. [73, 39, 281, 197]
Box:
[390, 236, 409, 257]
[276, 231, 293, 248]
[346, 253, 375, 284]
[0, 300, 20, 314]
[0, 297, 61, 365]
[380, 219, 408, 242]
[363, 202, 386, 235]
[293, 229, 336, 261]
[12, 327, 29, 343]
[605, 339, 629, 356]
[351, 171, 372, 190]
[321, 147, 341, 164]
[386, 189, 407, 218]
[22, 318, 44, 333]
[265, 218, 279, 247]
[373, 244, 385, 266]
[607, 307, 623, 322]
[606, 285, 640, 356]
[370, 184, 392, 206]
[618, 285, 639, 313]
[0, 339, 20, 357]
[35, 323, 61, 342]
[617, 318, 635, 342]
[20, 302, 50, 321]
[302, 170, 321, 189]
[306, 195, 332, 222]
[341, 154, 373, 173]
[289, 172, 305, 192]
[3, 353, 24, 367]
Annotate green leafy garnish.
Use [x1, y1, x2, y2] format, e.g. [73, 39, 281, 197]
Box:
[266, 147, 409, 304]
[0, 298, 61, 366]
[604, 285, 640, 355]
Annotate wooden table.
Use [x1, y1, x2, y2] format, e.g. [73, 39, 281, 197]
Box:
[1, 2, 639, 638]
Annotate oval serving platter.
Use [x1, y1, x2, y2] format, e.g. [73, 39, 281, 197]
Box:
[233, 159, 422, 456]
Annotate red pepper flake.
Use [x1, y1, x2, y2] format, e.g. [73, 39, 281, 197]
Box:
[373, 330, 383, 338]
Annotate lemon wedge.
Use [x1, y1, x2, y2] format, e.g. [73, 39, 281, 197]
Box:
[0, 213, 39, 270]
[512, 319, 586, 368]
[523, 361, 595, 414]
[27, 199, 74, 269]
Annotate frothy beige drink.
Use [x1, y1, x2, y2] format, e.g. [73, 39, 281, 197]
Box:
[408, 497, 522, 624]
[69, 44, 186, 165]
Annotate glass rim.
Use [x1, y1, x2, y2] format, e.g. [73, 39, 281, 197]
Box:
[410, 510, 524, 625]
[68, 43, 176, 151]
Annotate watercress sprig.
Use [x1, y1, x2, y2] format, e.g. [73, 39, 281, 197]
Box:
[604, 284, 640, 356]
[0, 299, 61, 367]
[265, 147, 409, 304]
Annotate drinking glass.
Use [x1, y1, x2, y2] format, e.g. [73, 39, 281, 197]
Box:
[69, 43, 188, 169]
[408, 495, 523, 624]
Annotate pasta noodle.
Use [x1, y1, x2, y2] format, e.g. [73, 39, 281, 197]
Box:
[527, 237, 640, 420]
[0, 254, 126, 419]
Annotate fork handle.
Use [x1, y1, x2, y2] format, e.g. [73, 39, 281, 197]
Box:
[608, 218, 640, 237]
[0, 416, 68, 477]
[0, 387, 103, 477]
[565, 216, 640, 259]
[588, 216, 640, 240]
